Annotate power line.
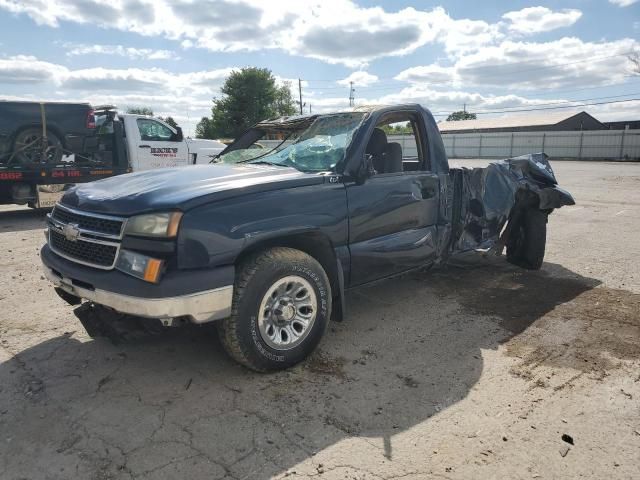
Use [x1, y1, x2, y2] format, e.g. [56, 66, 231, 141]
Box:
[434, 97, 640, 116]
[466, 92, 640, 112]
[518, 76, 640, 98]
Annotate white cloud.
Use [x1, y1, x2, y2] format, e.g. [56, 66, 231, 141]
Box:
[337, 71, 379, 87]
[587, 99, 640, 121]
[370, 85, 563, 113]
[396, 37, 640, 91]
[0, 2, 586, 68]
[437, 16, 504, 56]
[0, 55, 68, 83]
[457, 37, 638, 89]
[394, 65, 458, 86]
[503, 7, 582, 35]
[65, 43, 179, 60]
[609, 0, 638, 6]
[0, 1, 498, 67]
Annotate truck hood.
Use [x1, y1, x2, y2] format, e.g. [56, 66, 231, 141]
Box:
[60, 163, 324, 216]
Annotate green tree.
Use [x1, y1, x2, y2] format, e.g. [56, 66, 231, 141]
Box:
[195, 117, 216, 139]
[446, 111, 477, 121]
[206, 67, 297, 138]
[126, 106, 154, 116]
[381, 123, 412, 135]
[274, 81, 297, 118]
[158, 116, 179, 129]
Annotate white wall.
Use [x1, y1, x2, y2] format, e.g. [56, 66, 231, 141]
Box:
[441, 130, 640, 160]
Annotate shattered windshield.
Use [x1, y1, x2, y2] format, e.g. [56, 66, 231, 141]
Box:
[218, 112, 365, 173]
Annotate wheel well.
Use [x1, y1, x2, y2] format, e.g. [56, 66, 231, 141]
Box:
[235, 233, 341, 300]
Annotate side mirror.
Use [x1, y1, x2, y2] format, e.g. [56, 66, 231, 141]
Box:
[172, 127, 184, 142]
[355, 154, 374, 185]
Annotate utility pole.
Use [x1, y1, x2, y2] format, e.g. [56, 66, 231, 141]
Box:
[463, 103, 466, 113]
[349, 81, 355, 107]
[309, 104, 312, 114]
[298, 78, 303, 115]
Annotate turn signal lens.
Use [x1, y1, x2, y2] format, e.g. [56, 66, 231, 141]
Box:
[143, 258, 163, 283]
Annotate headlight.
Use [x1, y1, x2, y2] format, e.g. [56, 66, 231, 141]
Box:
[116, 249, 164, 283]
[124, 212, 183, 238]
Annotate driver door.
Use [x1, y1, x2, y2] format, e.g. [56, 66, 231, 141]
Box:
[346, 113, 440, 286]
[135, 118, 189, 170]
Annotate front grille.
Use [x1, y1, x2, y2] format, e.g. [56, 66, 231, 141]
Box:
[52, 205, 123, 237]
[50, 228, 118, 268]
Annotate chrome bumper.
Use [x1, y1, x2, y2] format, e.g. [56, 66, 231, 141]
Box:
[43, 265, 233, 324]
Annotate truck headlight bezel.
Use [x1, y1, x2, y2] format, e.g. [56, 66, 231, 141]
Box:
[115, 249, 164, 283]
[124, 211, 183, 238]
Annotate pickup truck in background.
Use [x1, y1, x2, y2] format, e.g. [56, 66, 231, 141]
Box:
[0, 100, 97, 164]
[41, 104, 574, 371]
[0, 103, 225, 207]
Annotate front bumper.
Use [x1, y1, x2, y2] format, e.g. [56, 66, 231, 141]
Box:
[41, 245, 234, 324]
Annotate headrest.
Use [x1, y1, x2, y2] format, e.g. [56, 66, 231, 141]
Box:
[385, 142, 402, 159]
[383, 142, 403, 173]
[366, 128, 388, 155]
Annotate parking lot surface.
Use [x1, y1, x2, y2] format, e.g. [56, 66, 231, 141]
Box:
[1, 160, 639, 479]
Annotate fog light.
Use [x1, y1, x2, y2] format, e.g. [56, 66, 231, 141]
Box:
[116, 249, 164, 283]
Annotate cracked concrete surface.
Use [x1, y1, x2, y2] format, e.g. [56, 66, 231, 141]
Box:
[1, 160, 639, 479]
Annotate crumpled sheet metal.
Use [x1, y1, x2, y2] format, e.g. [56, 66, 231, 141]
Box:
[452, 152, 575, 252]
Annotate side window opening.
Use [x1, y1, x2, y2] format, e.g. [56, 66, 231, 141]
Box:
[136, 118, 173, 142]
[365, 112, 428, 174]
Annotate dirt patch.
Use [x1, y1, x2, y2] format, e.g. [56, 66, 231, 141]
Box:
[422, 258, 639, 375]
[303, 349, 347, 379]
[506, 286, 640, 375]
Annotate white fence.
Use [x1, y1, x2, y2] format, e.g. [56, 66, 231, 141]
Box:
[442, 130, 640, 160]
[259, 130, 640, 161]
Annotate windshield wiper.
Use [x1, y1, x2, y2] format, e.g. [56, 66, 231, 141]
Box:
[248, 160, 289, 167]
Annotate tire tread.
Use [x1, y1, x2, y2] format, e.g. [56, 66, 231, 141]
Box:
[218, 247, 329, 371]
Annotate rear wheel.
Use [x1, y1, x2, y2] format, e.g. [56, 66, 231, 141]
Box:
[218, 247, 331, 372]
[13, 128, 63, 164]
[507, 208, 548, 270]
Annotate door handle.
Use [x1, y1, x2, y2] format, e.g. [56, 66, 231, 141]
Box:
[139, 145, 151, 148]
[412, 180, 436, 199]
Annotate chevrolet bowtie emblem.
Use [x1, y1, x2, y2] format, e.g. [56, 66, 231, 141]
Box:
[62, 223, 80, 242]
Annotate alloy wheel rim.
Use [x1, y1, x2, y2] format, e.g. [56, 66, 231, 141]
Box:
[257, 275, 317, 351]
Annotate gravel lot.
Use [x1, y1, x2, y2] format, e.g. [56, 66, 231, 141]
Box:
[1, 160, 639, 480]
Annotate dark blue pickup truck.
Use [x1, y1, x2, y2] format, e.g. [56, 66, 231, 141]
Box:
[41, 104, 574, 371]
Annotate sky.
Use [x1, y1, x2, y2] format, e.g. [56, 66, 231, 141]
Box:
[0, 0, 639, 136]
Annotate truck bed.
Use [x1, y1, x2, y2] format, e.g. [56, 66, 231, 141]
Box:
[448, 153, 574, 256]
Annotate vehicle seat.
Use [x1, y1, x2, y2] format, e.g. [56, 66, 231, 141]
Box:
[366, 128, 388, 173]
[382, 142, 403, 173]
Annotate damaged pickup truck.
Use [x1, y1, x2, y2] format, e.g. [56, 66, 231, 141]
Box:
[41, 104, 574, 371]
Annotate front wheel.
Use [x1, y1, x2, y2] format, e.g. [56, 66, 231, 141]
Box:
[218, 247, 332, 372]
